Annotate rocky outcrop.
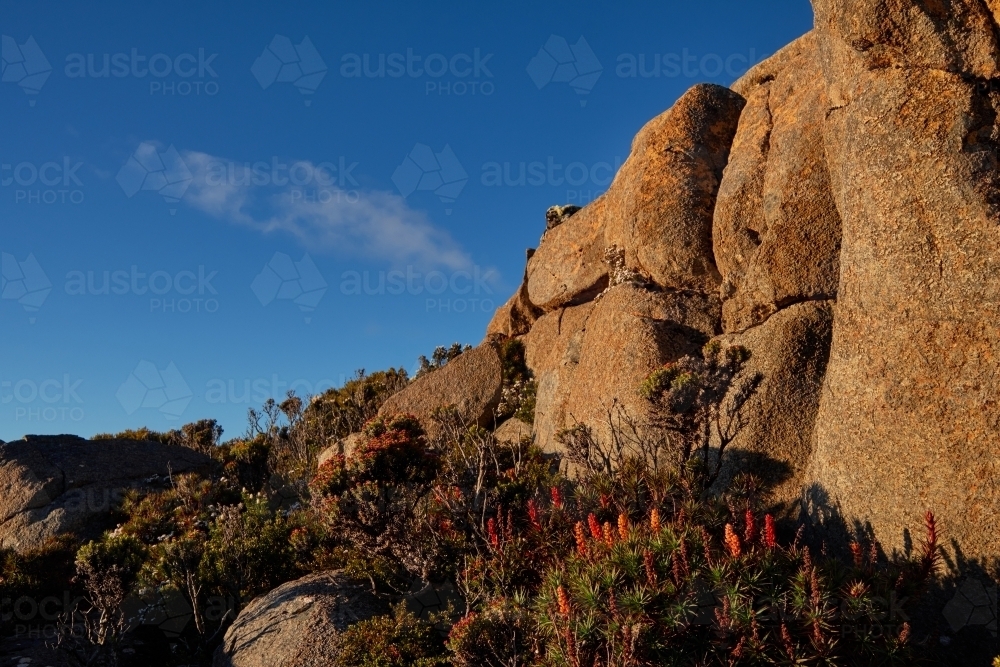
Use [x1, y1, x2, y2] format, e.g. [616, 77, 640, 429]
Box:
[524, 284, 718, 454]
[213, 571, 391, 667]
[0, 435, 214, 552]
[487, 250, 543, 338]
[378, 343, 503, 438]
[808, 0, 1000, 562]
[715, 33, 841, 333]
[603, 83, 745, 292]
[479, 0, 1000, 569]
[523, 300, 596, 454]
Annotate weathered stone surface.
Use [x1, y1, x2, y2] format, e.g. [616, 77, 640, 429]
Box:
[810, 4, 1000, 562]
[523, 301, 597, 454]
[603, 83, 745, 292]
[525, 197, 610, 312]
[716, 32, 841, 333]
[0, 435, 214, 552]
[378, 343, 503, 438]
[493, 417, 532, 445]
[712, 301, 834, 514]
[563, 285, 719, 447]
[812, 0, 1000, 81]
[213, 571, 391, 667]
[524, 284, 719, 454]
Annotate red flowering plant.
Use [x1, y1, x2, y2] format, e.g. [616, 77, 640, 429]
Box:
[308, 414, 440, 589]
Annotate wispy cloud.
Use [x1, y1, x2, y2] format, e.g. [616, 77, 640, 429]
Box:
[179, 149, 472, 270]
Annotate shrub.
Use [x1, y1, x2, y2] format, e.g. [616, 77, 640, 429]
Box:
[494, 338, 537, 425]
[333, 604, 446, 667]
[446, 596, 537, 667]
[309, 414, 440, 588]
[417, 343, 470, 378]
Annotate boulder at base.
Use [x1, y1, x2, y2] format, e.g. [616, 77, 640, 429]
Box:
[377, 343, 504, 438]
[213, 571, 391, 667]
[0, 435, 214, 552]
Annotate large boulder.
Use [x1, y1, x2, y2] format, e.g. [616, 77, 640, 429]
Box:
[810, 0, 1000, 562]
[524, 284, 719, 455]
[715, 32, 842, 333]
[525, 197, 610, 312]
[377, 343, 503, 438]
[712, 301, 835, 514]
[0, 435, 214, 551]
[563, 285, 719, 444]
[213, 571, 391, 667]
[523, 301, 597, 455]
[603, 84, 745, 292]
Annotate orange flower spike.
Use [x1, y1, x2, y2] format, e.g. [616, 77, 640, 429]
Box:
[744, 509, 757, 544]
[574, 521, 588, 557]
[602, 522, 614, 548]
[763, 514, 777, 549]
[527, 499, 541, 531]
[618, 513, 630, 541]
[849, 541, 864, 568]
[724, 523, 742, 559]
[588, 513, 602, 541]
[650, 508, 661, 533]
[557, 585, 571, 616]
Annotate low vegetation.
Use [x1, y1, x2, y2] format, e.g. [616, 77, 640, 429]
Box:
[0, 341, 953, 665]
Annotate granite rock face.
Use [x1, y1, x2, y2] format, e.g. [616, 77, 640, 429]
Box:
[474, 0, 1000, 568]
[808, 0, 1000, 562]
[716, 33, 842, 333]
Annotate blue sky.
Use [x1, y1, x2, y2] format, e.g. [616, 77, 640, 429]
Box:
[0, 0, 813, 441]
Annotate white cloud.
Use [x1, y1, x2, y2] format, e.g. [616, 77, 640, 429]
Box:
[179, 149, 472, 271]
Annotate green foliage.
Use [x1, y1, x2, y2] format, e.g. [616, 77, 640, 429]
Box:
[446, 597, 537, 667]
[417, 343, 471, 378]
[216, 435, 271, 491]
[495, 338, 538, 425]
[93, 419, 223, 455]
[198, 493, 298, 606]
[304, 367, 411, 444]
[333, 604, 447, 667]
